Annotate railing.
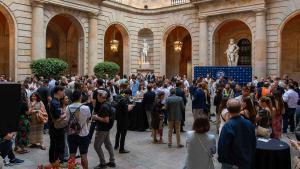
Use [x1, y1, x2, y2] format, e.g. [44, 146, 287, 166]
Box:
[171, 0, 190, 5]
[107, 0, 190, 6]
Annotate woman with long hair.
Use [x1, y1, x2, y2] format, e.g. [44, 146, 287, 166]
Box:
[268, 92, 284, 139]
[15, 88, 31, 154]
[240, 96, 257, 124]
[218, 97, 229, 135]
[151, 92, 165, 144]
[28, 92, 47, 150]
[257, 96, 272, 129]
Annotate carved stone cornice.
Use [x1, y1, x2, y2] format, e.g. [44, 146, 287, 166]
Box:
[41, 0, 99, 16]
[31, 0, 45, 8]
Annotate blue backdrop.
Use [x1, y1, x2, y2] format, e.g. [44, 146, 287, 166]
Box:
[194, 66, 252, 84]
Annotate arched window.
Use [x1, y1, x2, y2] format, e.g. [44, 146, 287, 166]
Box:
[237, 39, 251, 66]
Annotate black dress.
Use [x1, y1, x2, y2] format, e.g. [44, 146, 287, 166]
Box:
[151, 99, 164, 130]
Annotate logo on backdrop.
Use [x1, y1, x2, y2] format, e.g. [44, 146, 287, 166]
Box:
[216, 71, 225, 78]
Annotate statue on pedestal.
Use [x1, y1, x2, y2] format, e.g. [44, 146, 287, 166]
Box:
[141, 39, 149, 64]
[225, 38, 239, 66]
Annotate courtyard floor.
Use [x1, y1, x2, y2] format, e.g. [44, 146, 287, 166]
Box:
[4, 101, 297, 169]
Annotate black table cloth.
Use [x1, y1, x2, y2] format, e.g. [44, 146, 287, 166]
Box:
[252, 138, 291, 169]
[128, 102, 149, 131]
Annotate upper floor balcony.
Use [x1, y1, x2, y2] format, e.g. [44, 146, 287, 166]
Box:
[106, 0, 190, 9]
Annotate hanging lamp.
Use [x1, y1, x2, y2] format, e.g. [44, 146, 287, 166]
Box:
[174, 27, 183, 53]
[110, 24, 119, 53]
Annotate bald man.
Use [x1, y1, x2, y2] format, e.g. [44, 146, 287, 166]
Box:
[218, 99, 256, 169]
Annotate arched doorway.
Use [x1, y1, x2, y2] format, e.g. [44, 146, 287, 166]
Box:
[46, 14, 84, 75]
[104, 24, 129, 76]
[164, 26, 192, 79]
[281, 14, 300, 81]
[214, 20, 252, 66]
[0, 4, 15, 80]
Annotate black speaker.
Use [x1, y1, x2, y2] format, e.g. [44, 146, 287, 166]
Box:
[0, 83, 21, 135]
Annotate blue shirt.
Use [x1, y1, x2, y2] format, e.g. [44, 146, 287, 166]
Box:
[131, 81, 139, 97]
[218, 116, 256, 169]
[192, 88, 206, 109]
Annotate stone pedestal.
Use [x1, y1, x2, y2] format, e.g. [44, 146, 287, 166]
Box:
[137, 62, 154, 76]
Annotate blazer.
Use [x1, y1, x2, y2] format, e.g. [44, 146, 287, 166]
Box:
[165, 95, 185, 121]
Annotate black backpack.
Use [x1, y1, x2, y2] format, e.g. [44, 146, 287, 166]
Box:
[68, 105, 83, 135]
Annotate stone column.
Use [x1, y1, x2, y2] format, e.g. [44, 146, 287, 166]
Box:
[199, 16, 208, 66]
[88, 13, 98, 75]
[32, 1, 45, 61]
[254, 9, 267, 78]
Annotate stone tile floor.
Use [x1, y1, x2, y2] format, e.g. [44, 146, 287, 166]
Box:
[4, 101, 298, 169]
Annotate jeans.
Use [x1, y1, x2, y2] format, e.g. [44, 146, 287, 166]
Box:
[115, 126, 127, 151]
[221, 164, 238, 169]
[0, 140, 15, 160]
[49, 127, 65, 163]
[283, 108, 296, 132]
[64, 132, 69, 160]
[163, 109, 168, 125]
[168, 121, 181, 145]
[94, 131, 115, 164]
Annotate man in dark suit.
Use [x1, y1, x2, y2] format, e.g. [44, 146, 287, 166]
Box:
[175, 81, 187, 132]
[142, 85, 156, 130]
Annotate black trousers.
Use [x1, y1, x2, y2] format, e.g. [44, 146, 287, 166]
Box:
[49, 127, 65, 163]
[115, 126, 127, 151]
[0, 140, 15, 160]
[283, 108, 296, 132]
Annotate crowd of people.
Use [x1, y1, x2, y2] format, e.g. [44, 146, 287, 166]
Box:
[0, 72, 300, 169]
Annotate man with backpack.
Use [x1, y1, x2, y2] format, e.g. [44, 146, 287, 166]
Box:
[66, 90, 91, 169]
[93, 90, 116, 169]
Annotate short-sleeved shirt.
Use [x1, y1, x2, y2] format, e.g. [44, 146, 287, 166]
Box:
[94, 101, 111, 131]
[66, 103, 91, 137]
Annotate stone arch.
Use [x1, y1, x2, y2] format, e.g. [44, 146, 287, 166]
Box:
[212, 19, 252, 66]
[46, 14, 85, 75]
[0, 2, 16, 80]
[104, 22, 130, 76]
[279, 11, 300, 81]
[163, 25, 192, 79]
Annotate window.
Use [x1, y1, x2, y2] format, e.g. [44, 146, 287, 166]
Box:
[237, 38, 251, 66]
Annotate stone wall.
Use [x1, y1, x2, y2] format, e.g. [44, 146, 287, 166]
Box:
[1, 0, 300, 80]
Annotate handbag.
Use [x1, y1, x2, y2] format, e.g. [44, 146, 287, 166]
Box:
[37, 111, 48, 124]
[256, 109, 272, 138]
[49, 107, 68, 129]
[195, 134, 215, 169]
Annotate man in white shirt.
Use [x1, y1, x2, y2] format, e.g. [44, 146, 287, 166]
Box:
[283, 83, 299, 133]
[66, 90, 91, 169]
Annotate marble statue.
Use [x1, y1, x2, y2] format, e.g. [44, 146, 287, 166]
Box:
[141, 39, 150, 64]
[225, 38, 239, 66]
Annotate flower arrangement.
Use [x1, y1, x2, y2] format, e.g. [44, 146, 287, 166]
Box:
[37, 158, 81, 169]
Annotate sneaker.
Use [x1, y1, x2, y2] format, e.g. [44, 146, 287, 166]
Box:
[94, 163, 107, 169]
[168, 144, 172, 148]
[177, 144, 184, 148]
[106, 162, 116, 168]
[119, 149, 130, 154]
[9, 158, 24, 164]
